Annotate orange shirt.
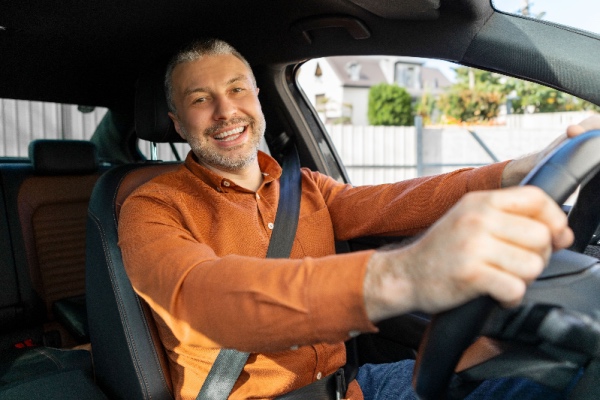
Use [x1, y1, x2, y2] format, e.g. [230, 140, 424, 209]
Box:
[118, 151, 507, 399]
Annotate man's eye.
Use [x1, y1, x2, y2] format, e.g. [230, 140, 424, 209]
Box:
[232, 87, 245, 93]
[194, 97, 207, 103]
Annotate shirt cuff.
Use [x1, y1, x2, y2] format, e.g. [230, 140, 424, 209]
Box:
[306, 250, 378, 343]
[465, 160, 511, 192]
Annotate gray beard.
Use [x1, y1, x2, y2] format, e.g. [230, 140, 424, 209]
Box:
[181, 116, 265, 172]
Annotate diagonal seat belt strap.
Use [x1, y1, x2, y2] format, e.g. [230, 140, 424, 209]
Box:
[265, 144, 302, 259]
[197, 143, 302, 400]
[197, 348, 251, 400]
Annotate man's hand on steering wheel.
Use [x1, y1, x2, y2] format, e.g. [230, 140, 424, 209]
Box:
[363, 185, 573, 323]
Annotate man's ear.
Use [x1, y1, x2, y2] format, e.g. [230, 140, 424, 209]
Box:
[168, 112, 186, 140]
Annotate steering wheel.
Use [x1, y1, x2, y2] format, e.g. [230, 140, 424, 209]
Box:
[413, 129, 600, 400]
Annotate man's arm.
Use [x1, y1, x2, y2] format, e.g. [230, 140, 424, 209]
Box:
[118, 191, 377, 353]
[317, 161, 509, 240]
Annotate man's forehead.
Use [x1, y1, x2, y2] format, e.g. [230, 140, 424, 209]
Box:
[172, 54, 253, 90]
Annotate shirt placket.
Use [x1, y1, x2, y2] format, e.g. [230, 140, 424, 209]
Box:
[256, 179, 277, 238]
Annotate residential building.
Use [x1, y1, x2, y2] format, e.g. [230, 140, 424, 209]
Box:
[297, 56, 452, 125]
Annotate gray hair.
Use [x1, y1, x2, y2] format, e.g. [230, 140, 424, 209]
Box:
[164, 38, 256, 114]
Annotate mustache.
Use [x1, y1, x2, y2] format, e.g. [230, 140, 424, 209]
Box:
[204, 117, 253, 136]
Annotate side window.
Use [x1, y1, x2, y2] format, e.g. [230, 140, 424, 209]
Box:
[0, 99, 199, 164]
[0, 99, 107, 158]
[137, 140, 191, 162]
[296, 57, 598, 188]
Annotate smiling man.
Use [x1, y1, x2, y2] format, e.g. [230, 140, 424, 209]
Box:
[119, 39, 594, 399]
[166, 44, 266, 191]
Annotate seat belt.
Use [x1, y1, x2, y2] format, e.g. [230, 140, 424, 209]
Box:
[197, 144, 302, 400]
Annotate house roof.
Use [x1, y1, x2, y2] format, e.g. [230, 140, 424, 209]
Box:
[421, 66, 453, 89]
[324, 55, 452, 91]
[326, 56, 389, 87]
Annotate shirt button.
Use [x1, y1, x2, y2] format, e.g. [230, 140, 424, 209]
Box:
[348, 330, 361, 338]
[268, 222, 274, 230]
[290, 345, 299, 351]
[316, 372, 322, 380]
[256, 194, 261, 200]
[223, 181, 230, 187]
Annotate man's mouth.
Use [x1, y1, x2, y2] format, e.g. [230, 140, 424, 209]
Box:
[213, 126, 246, 142]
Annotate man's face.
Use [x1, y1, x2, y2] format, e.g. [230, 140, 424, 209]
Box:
[168, 54, 265, 173]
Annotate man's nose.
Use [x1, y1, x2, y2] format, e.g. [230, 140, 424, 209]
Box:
[213, 96, 237, 120]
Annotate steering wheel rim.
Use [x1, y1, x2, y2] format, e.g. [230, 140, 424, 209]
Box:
[413, 129, 600, 400]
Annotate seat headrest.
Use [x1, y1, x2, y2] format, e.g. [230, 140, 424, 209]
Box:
[135, 67, 185, 144]
[29, 139, 99, 175]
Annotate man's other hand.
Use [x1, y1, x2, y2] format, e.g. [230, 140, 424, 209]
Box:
[501, 114, 600, 187]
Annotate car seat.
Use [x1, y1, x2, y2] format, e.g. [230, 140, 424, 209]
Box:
[85, 67, 181, 400]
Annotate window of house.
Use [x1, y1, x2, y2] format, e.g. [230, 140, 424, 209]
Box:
[346, 62, 361, 81]
[395, 64, 419, 89]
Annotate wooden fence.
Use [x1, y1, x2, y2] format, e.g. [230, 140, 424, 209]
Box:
[326, 111, 595, 185]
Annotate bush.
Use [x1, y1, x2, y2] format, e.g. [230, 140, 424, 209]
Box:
[368, 83, 413, 126]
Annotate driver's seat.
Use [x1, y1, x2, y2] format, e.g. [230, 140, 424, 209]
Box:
[85, 68, 183, 399]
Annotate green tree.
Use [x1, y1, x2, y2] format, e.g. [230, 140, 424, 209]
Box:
[506, 79, 600, 113]
[368, 83, 413, 126]
[437, 67, 505, 123]
[415, 91, 437, 125]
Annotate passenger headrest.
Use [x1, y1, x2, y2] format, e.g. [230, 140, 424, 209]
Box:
[29, 139, 99, 175]
[135, 66, 185, 143]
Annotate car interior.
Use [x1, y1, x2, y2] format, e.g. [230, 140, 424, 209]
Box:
[2, 0, 600, 398]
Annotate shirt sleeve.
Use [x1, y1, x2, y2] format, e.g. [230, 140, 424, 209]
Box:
[118, 190, 377, 353]
[310, 161, 509, 240]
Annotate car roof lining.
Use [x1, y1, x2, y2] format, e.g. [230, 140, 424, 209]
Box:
[345, 0, 441, 20]
[0, 0, 599, 110]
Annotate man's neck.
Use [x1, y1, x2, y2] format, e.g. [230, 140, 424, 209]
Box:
[201, 159, 264, 192]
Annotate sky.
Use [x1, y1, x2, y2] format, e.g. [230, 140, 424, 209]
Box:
[426, 0, 599, 81]
[492, 0, 598, 34]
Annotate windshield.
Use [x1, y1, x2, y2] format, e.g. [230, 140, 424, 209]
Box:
[492, 0, 600, 36]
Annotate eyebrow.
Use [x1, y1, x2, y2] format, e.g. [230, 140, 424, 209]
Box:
[183, 74, 247, 97]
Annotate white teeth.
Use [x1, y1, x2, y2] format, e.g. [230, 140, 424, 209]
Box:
[214, 126, 244, 140]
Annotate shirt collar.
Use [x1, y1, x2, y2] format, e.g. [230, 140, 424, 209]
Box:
[184, 150, 282, 192]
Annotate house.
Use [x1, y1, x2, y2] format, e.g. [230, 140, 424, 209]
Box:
[297, 56, 452, 125]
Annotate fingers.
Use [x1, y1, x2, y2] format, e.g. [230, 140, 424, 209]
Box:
[477, 231, 548, 282]
[566, 115, 600, 138]
[472, 264, 527, 308]
[484, 186, 573, 250]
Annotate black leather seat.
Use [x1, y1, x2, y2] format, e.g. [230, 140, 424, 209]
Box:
[85, 68, 182, 399]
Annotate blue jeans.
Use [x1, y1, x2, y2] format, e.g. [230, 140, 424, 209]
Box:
[357, 360, 579, 399]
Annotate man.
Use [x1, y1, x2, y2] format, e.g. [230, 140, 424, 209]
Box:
[119, 38, 597, 399]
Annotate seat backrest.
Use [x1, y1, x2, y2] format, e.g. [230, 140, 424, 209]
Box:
[0, 139, 101, 347]
[86, 162, 179, 400]
[22, 140, 100, 317]
[0, 170, 36, 347]
[85, 65, 185, 399]
[0, 161, 43, 344]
